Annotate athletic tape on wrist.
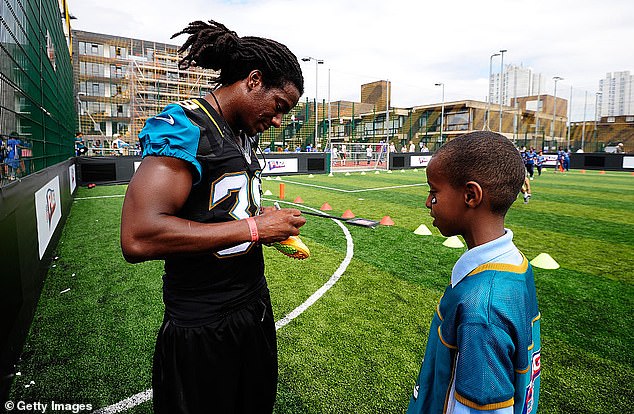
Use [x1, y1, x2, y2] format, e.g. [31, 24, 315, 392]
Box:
[246, 217, 259, 242]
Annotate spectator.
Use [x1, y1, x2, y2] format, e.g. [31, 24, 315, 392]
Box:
[366, 145, 372, 164]
[6, 132, 22, 180]
[409, 140, 416, 152]
[615, 142, 625, 153]
[420, 142, 429, 153]
[389, 142, 396, 153]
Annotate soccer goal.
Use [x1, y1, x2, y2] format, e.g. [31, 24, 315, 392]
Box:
[327, 141, 389, 173]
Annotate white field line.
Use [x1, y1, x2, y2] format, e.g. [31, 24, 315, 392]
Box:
[91, 199, 353, 414]
[74, 194, 125, 200]
[279, 179, 427, 193]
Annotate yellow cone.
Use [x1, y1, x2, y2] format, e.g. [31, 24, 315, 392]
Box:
[387, 170, 393, 174]
[274, 176, 282, 181]
[308, 174, 314, 178]
[414, 224, 432, 236]
[530, 253, 560, 269]
[328, 172, 334, 177]
[360, 171, 366, 175]
[374, 170, 380, 174]
[345, 172, 351, 176]
[443, 236, 465, 248]
[263, 190, 273, 196]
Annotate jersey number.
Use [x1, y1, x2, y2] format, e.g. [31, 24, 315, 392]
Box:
[209, 172, 261, 256]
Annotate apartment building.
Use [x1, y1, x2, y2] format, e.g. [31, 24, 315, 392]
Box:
[598, 71, 633, 117]
[72, 30, 217, 147]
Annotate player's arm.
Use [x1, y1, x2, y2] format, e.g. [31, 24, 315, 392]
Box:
[120, 156, 305, 263]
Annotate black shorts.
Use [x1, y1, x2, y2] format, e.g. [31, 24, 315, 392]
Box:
[152, 289, 277, 414]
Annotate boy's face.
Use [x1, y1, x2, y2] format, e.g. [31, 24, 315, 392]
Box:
[425, 158, 466, 237]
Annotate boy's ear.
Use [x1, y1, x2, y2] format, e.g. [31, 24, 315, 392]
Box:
[464, 181, 483, 208]
[247, 70, 263, 90]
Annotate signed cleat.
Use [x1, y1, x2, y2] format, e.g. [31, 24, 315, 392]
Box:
[271, 235, 310, 260]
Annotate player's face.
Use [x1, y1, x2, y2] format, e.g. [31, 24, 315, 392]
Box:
[424, 159, 466, 237]
[242, 81, 300, 136]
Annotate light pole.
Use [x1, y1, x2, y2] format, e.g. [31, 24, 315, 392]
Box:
[581, 91, 588, 152]
[498, 49, 507, 133]
[435, 83, 445, 143]
[302, 57, 324, 149]
[485, 52, 500, 130]
[551, 76, 563, 148]
[594, 91, 602, 151]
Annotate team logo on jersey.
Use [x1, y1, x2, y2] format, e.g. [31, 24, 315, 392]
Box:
[522, 349, 541, 414]
[176, 99, 200, 111]
[154, 114, 175, 125]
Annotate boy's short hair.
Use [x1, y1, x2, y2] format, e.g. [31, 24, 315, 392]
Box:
[433, 131, 525, 215]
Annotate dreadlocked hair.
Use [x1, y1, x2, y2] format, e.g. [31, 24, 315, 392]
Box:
[171, 20, 304, 95]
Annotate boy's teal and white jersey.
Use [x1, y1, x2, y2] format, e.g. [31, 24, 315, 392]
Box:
[408, 232, 540, 414]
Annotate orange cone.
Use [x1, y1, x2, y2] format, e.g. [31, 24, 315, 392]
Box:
[630, 171, 634, 176]
[294, 196, 304, 203]
[599, 170, 606, 174]
[580, 169, 586, 174]
[341, 209, 355, 219]
[380, 216, 394, 226]
[320, 202, 333, 211]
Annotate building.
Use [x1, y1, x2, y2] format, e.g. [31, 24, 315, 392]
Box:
[0, 0, 76, 178]
[71, 30, 217, 152]
[598, 71, 634, 117]
[491, 64, 547, 107]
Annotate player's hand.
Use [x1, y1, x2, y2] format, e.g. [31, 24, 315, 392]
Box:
[254, 208, 306, 244]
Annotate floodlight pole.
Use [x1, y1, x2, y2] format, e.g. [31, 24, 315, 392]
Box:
[581, 90, 588, 151]
[499, 49, 507, 134]
[435, 83, 444, 142]
[485, 52, 500, 131]
[594, 92, 602, 150]
[302, 57, 324, 149]
[551, 76, 563, 148]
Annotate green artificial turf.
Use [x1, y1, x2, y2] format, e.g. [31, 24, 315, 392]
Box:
[10, 168, 634, 413]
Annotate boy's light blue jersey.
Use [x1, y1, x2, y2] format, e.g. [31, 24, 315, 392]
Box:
[408, 237, 541, 414]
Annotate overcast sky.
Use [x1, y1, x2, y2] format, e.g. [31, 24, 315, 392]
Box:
[69, 0, 634, 120]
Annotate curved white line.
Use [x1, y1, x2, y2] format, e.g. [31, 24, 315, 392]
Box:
[273, 200, 354, 331]
[91, 199, 353, 414]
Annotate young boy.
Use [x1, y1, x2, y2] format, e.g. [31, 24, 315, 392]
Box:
[408, 131, 541, 414]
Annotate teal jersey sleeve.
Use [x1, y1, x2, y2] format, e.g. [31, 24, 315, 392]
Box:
[455, 322, 515, 409]
[139, 104, 202, 184]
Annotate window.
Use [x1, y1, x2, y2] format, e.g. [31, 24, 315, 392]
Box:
[446, 111, 470, 131]
[626, 116, 634, 123]
[607, 117, 615, 123]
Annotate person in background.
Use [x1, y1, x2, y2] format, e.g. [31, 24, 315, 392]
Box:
[420, 142, 429, 153]
[6, 132, 22, 180]
[120, 19, 306, 414]
[409, 140, 416, 152]
[0, 138, 7, 181]
[408, 131, 540, 414]
[536, 150, 545, 176]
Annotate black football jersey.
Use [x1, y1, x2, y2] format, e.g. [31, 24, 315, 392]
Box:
[139, 97, 265, 325]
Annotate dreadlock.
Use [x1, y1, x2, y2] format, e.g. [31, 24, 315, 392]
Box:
[171, 20, 304, 95]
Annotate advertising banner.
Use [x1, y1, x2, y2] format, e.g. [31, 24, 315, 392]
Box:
[410, 155, 432, 167]
[69, 164, 76, 194]
[35, 176, 62, 259]
[260, 158, 299, 174]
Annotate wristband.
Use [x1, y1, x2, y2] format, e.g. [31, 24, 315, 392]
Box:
[246, 217, 259, 242]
